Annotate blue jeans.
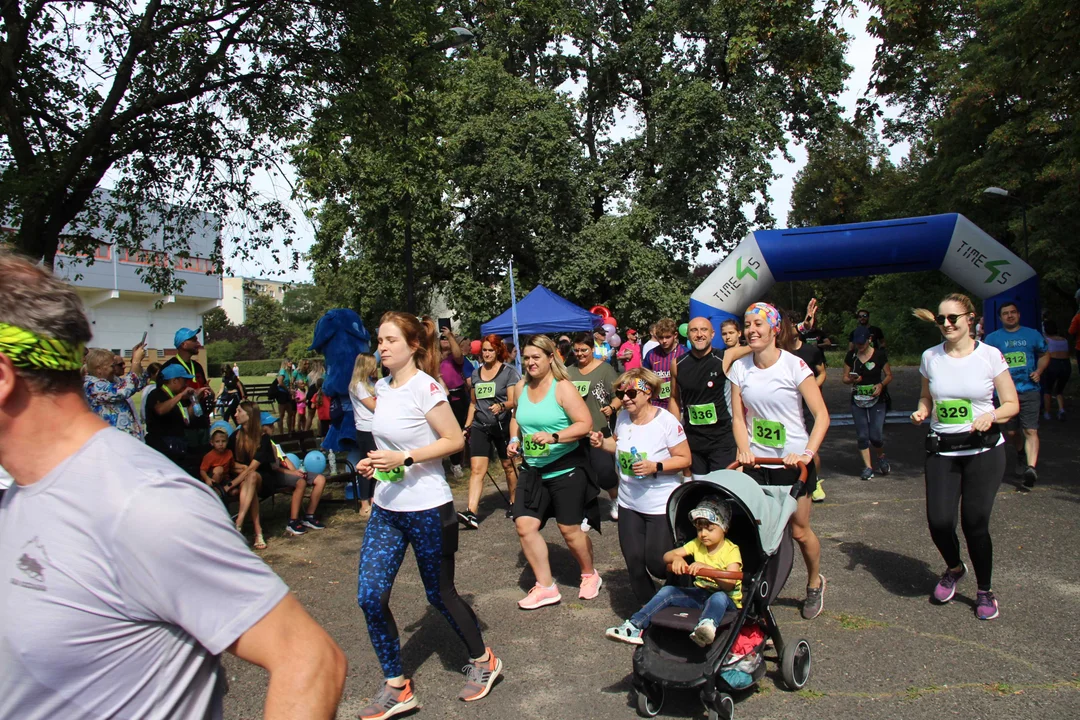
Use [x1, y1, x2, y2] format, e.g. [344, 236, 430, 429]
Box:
[630, 584, 734, 629]
[851, 399, 887, 450]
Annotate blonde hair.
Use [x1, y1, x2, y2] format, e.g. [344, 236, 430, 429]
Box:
[913, 293, 977, 325]
[350, 353, 377, 395]
[523, 335, 570, 381]
[84, 348, 115, 379]
[616, 367, 663, 396]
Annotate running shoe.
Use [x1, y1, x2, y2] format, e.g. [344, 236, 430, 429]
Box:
[1022, 466, 1038, 490]
[811, 481, 826, 503]
[457, 510, 480, 529]
[605, 620, 644, 645]
[451, 464, 464, 479]
[505, 508, 514, 519]
[609, 502, 619, 521]
[1058, 409, 1066, 422]
[801, 575, 826, 619]
[690, 619, 717, 647]
[579, 570, 603, 600]
[975, 590, 1000, 620]
[1042, 411, 1051, 421]
[877, 456, 891, 476]
[358, 679, 417, 720]
[286, 520, 306, 536]
[518, 583, 561, 610]
[458, 647, 503, 702]
[302, 515, 325, 530]
[931, 562, 967, 604]
[580, 518, 591, 533]
[860, 466, 874, 481]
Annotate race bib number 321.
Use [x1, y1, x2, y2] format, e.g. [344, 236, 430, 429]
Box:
[752, 418, 786, 449]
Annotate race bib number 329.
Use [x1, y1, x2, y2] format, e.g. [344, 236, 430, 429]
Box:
[936, 399, 972, 425]
[752, 418, 786, 449]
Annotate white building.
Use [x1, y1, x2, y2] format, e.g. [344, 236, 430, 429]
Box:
[221, 276, 289, 325]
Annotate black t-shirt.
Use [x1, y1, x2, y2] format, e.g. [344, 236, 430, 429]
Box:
[145, 385, 188, 440]
[229, 432, 279, 470]
[674, 349, 732, 442]
[844, 348, 889, 391]
[161, 356, 213, 429]
[800, 328, 830, 346]
[848, 325, 885, 348]
[791, 343, 827, 377]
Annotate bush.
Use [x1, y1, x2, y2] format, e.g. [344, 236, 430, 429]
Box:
[206, 341, 241, 369]
[231, 358, 288, 376]
[286, 336, 321, 361]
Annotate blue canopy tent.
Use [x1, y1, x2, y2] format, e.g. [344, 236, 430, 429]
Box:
[481, 285, 603, 336]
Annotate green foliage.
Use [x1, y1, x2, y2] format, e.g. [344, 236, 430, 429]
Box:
[205, 341, 242, 369]
[232, 359, 288, 377]
[286, 334, 321, 362]
[202, 308, 233, 341]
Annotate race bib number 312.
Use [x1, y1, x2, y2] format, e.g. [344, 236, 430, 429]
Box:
[1003, 351, 1027, 369]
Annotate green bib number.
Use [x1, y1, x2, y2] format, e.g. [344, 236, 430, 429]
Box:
[522, 434, 551, 458]
[617, 450, 647, 476]
[658, 381, 672, 400]
[374, 466, 405, 483]
[855, 384, 875, 397]
[573, 381, 591, 397]
[935, 399, 972, 425]
[1003, 351, 1026, 369]
[688, 403, 718, 426]
[752, 418, 786, 449]
[474, 382, 495, 400]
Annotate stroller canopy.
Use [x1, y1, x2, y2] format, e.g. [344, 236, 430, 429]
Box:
[668, 470, 799, 556]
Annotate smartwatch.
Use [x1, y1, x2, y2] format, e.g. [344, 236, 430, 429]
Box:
[403, 453, 414, 467]
[656, 461, 665, 473]
[552, 433, 560, 444]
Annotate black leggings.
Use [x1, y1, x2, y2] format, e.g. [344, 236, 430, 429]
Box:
[448, 392, 470, 466]
[618, 507, 674, 605]
[924, 444, 1005, 591]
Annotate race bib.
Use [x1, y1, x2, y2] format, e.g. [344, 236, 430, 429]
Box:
[752, 418, 786, 449]
[688, 403, 718, 425]
[573, 380, 590, 397]
[374, 466, 405, 483]
[936, 399, 972, 425]
[1003, 351, 1027, 369]
[855, 384, 875, 397]
[617, 450, 648, 476]
[474, 382, 496, 400]
[658, 381, 672, 400]
[522, 434, 551, 458]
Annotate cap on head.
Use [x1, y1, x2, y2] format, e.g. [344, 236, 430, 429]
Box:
[852, 326, 871, 345]
[160, 364, 194, 381]
[210, 420, 237, 437]
[260, 411, 278, 426]
[173, 327, 202, 348]
[689, 496, 732, 530]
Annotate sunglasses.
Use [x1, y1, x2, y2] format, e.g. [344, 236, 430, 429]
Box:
[935, 313, 971, 326]
[856, 313, 869, 319]
[615, 388, 641, 400]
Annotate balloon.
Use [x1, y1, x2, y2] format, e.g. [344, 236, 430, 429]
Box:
[602, 322, 616, 333]
[678, 322, 689, 337]
[303, 450, 328, 475]
[590, 305, 611, 317]
[610, 334, 622, 348]
[470, 340, 482, 355]
[603, 315, 617, 328]
[285, 453, 302, 470]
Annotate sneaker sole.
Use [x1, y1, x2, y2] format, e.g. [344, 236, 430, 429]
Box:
[977, 605, 1000, 621]
[518, 593, 562, 610]
[285, 527, 306, 536]
[690, 626, 716, 647]
[460, 657, 503, 702]
[360, 694, 419, 720]
[605, 630, 644, 645]
[579, 574, 603, 600]
[811, 493, 825, 503]
[301, 522, 325, 530]
[801, 575, 826, 619]
[457, 513, 480, 529]
[931, 566, 966, 604]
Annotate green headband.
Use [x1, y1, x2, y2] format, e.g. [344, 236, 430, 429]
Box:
[0, 323, 85, 372]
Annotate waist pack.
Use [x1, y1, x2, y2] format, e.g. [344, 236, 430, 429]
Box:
[925, 428, 1001, 454]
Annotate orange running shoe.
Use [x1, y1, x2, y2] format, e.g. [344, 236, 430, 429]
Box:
[458, 647, 503, 702]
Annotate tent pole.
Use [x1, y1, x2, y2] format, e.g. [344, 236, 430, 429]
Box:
[510, 258, 522, 375]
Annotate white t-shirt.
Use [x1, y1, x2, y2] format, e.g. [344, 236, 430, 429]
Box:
[372, 370, 454, 512]
[613, 408, 686, 515]
[0, 429, 289, 720]
[349, 381, 375, 432]
[920, 342, 1009, 456]
[642, 339, 660, 359]
[0, 464, 11, 491]
[728, 350, 813, 458]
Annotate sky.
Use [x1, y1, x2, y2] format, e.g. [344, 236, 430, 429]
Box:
[224, 4, 906, 283]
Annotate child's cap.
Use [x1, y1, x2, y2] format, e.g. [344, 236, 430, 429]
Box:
[260, 412, 278, 426]
[209, 421, 236, 438]
[689, 497, 731, 530]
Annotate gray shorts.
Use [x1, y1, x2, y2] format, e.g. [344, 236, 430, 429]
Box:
[1006, 390, 1041, 431]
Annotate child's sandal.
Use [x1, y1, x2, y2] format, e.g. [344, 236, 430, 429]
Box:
[253, 534, 267, 550]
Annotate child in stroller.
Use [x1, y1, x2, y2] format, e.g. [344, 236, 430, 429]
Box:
[606, 497, 742, 648]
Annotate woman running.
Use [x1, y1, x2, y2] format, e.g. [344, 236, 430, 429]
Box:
[591, 367, 691, 604]
[348, 353, 378, 518]
[508, 335, 600, 609]
[1040, 320, 1071, 420]
[728, 302, 830, 619]
[843, 325, 893, 481]
[910, 294, 1017, 620]
[355, 313, 502, 718]
[567, 332, 623, 520]
[458, 335, 521, 528]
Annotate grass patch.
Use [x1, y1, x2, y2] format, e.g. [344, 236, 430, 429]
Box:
[796, 688, 825, 700]
[986, 682, 1017, 696]
[566, 602, 584, 610]
[904, 685, 943, 700]
[836, 613, 888, 630]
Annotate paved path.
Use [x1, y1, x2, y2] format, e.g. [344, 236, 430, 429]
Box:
[223, 368, 1080, 719]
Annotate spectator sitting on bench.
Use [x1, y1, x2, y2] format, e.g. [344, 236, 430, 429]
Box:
[200, 424, 235, 488]
[226, 402, 269, 549]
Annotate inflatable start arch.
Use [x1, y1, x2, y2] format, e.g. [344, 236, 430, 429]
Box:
[690, 214, 1039, 339]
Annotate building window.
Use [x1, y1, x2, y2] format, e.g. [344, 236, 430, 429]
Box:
[57, 241, 112, 260]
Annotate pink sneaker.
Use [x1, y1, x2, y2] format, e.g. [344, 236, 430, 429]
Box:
[518, 583, 561, 610]
[579, 570, 602, 600]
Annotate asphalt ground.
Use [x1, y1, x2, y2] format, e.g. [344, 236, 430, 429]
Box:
[222, 367, 1080, 719]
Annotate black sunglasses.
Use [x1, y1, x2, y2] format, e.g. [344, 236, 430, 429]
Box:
[935, 313, 971, 326]
[615, 388, 641, 400]
[856, 313, 869, 318]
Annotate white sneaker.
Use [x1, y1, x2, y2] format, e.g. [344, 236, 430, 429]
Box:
[691, 619, 717, 647]
[580, 519, 591, 533]
[609, 503, 619, 521]
[451, 464, 464, 478]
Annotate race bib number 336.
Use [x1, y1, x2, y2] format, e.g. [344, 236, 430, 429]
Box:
[688, 403, 717, 425]
[752, 418, 786, 449]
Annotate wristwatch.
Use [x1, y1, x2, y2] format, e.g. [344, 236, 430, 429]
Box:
[552, 433, 560, 443]
[656, 462, 665, 473]
[403, 453, 414, 467]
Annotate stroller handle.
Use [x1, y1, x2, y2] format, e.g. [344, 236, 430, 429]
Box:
[666, 563, 744, 581]
[726, 457, 808, 498]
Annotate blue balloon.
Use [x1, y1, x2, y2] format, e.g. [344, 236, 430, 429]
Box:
[303, 450, 328, 475]
[285, 453, 302, 470]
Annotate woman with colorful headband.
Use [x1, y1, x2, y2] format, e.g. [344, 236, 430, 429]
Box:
[728, 302, 830, 620]
[82, 343, 148, 439]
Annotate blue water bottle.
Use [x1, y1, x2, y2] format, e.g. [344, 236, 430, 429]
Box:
[630, 446, 645, 480]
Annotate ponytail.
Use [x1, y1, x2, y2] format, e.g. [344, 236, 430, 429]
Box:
[378, 311, 443, 383]
[913, 292, 977, 325]
[912, 308, 937, 324]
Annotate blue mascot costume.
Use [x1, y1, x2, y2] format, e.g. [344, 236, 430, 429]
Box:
[310, 309, 370, 454]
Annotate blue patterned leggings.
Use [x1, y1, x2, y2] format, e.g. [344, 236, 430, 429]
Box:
[357, 501, 485, 678]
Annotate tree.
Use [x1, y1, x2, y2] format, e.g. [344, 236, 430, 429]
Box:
[202, 307, 233, 341]
[1, 0, 335, 292]
[243, 294, 289, 357]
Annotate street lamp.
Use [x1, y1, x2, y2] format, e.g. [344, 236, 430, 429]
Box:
[982, 186, 1028, 261]
[403, 26, 476, 313]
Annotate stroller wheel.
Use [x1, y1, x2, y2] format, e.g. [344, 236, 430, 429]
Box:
[781, 638, 812, 690]
[635, 682, 664, 718]
[706, 692, 735, 720]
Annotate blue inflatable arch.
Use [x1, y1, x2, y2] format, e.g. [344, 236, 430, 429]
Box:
[690, 213, 1039, 340]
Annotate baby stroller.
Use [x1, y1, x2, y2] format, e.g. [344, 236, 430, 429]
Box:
[630, 458, 812, 719]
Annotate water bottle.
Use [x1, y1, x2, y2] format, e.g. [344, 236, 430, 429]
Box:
[191, 396, 203, 418]
[630, 446, 645, 480]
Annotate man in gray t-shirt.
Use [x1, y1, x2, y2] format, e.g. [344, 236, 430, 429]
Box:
[0, 252, 346, 719]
